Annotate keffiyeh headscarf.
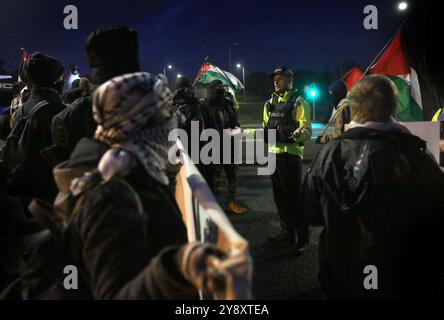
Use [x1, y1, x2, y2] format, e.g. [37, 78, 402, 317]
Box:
[92, 72, 173, 185]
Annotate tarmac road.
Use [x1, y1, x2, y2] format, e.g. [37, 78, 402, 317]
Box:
[216, 164, 325, 300]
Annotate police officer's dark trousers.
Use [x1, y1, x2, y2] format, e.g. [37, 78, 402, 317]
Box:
[270, 152, 309, 244]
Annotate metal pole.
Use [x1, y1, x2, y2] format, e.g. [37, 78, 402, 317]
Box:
[163, 68, 166, 76]
[313, 97, 316, 122]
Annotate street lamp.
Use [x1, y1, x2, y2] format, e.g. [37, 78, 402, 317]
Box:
[397, 1, 408, 11]
[236, 63, 246, 99]
[228, 42, 239, 73]
[305, 83, 319, 121]
[163, 64, 173, 76]
[177, 74, 182, 78]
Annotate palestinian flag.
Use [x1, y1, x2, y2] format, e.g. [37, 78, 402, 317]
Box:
[343, 67, 363, 92]
[196, 62, 244, 92]
[369, 31, 423, 121]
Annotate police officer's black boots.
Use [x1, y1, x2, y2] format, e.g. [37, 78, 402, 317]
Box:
[294, 226, 310, 253]
[268, 226, 295, 246]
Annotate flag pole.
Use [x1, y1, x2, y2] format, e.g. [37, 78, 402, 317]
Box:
[361, 19, 407, 78]
[192, 56, 209, 87]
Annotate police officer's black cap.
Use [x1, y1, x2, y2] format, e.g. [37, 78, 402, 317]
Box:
[270, 66, 294, 78]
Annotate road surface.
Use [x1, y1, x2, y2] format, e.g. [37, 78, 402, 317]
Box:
[216, 164, 325, 299]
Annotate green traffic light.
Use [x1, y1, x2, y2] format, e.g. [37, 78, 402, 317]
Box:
[306, 85, 318, 99]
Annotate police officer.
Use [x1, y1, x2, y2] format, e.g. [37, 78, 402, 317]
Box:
[200, 80, 247, 215]
[264, 66, 311, 251]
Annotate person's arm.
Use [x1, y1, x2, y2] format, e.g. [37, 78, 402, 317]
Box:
[293, 99, 312, 142]
[316, 99, 350, 144]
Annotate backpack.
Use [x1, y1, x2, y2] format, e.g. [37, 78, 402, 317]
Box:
[0, 101, 49, 196]
[50, 95, 95, 163]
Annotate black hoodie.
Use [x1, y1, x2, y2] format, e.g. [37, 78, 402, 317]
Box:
[304, 126, 444, 299]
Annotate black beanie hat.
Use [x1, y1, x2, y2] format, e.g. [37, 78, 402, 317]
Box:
[86, 26, 139, 68]
[328, 79, 348, 108]
[24, 52, 64, 86]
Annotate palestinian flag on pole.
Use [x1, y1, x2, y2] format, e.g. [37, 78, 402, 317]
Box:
[196, 62, 244, 92]
[369, 31, 423, 121]
[343, 67, 363, 92]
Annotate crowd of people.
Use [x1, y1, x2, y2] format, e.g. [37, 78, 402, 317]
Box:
[0, 26, 238, 300]
[0, 24, 443, 300]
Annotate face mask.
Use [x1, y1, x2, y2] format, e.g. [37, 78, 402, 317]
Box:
[211, 87, 225, 98]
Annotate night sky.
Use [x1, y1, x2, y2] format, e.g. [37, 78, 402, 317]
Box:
[0, 0, 411, 79]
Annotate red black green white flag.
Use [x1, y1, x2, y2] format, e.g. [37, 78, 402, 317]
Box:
[196, 62, 244, 92]
[343, 67, 363, 92]
[369, 31, 423, 121]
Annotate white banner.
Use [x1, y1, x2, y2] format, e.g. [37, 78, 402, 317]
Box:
[174, 139, 252, 300]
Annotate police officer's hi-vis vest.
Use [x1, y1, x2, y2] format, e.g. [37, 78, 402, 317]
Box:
[265, 94, 300, 143]
[432, 108, 444, 139]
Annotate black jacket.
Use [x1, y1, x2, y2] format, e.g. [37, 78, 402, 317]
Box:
[50, 95, 97, 164]
[49, 138, 191, 299]
[202, 96, 240, 133]
[11, 88, 66, 199]
[304, 126, 444, 299]
[0, 108, 11, 140]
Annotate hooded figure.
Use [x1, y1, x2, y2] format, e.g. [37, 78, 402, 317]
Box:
[50, 26, 141, 165]
[47, 72, 192, 298]
[198, 80, 246, 215]
[86, 26, 140, 85]
[92, 72, 174, 185]
[1, 52, 66, 199]
[24, 53, 65, 91]
[328, 79, 348, 110]
[316, 79, 350, 144]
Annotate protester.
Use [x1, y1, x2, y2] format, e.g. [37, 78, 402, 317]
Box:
[199, 80, 247, 215]
[9, 83, 30, 130]
[304, 75, 444, 299]
[62, 77, 92, 104]
[0, 72, 236, 299]
[264, 66, 311, 251]
[0, 83, 28, 139]
[50, 26, 141, 165]
[316, 79, 350, 144]
[171, 76, 204, 138]
[0, 52, 66, 200]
